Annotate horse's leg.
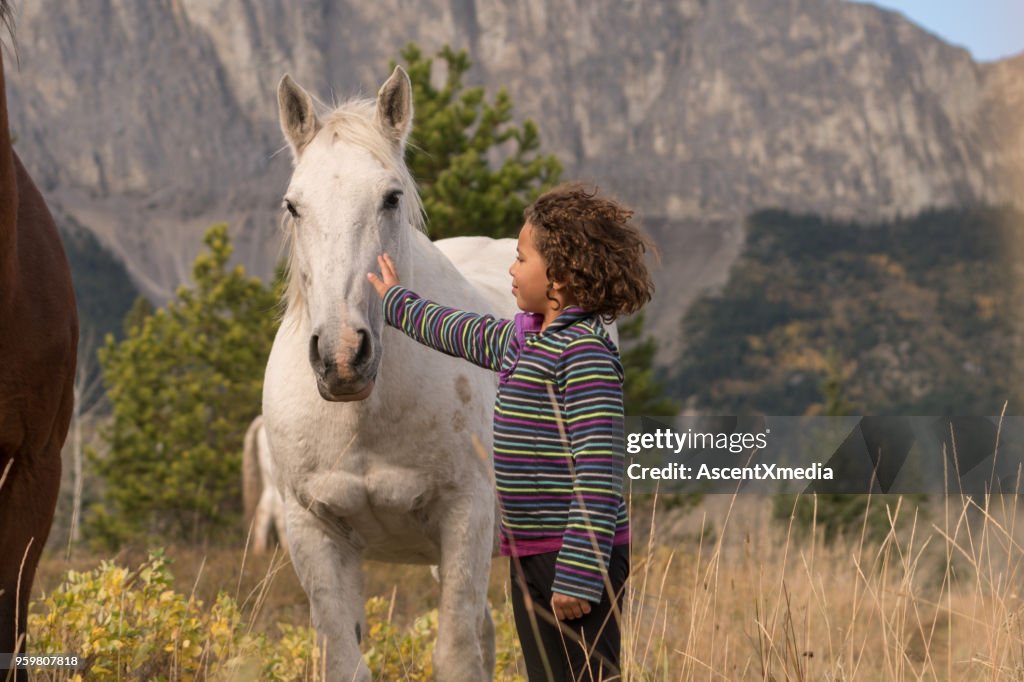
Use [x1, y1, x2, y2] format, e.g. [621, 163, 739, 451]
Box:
[284, 497, 368, 682]
[480, 602, 496, 675]
[253, 490, 275, 554]
[272, 493, 288, 553]
[433, 490, 495, 681]
[0, 449, 60, 682]
[0, 457, 33, 682]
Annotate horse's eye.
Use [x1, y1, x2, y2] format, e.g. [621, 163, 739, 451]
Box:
[284, 199, 300, 218]
[383, 191, 402, 210]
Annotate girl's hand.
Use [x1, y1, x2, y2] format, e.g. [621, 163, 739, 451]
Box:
[552, 592, 592, 621]
[367, 253, 400, 298]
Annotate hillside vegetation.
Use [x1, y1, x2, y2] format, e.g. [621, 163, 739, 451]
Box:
[673, 206, 1024, 415]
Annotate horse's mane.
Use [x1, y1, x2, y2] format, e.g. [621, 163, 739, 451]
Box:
[281, 97, 426, 320]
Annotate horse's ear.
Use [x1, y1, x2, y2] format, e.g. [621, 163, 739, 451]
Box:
[376, 66, 413, 149]
[278, 74, 320, 160]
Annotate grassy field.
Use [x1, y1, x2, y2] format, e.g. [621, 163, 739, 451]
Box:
[25, 491, 1024, 680]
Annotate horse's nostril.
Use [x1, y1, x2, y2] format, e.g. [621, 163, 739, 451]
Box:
[354, 329, 371, 367]
[309, 334, 322, 370]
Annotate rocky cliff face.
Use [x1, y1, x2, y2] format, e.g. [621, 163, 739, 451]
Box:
[4, 0, 1023, 363]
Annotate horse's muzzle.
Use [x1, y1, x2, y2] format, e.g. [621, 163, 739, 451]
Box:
[309, 331, 378, 401]
[316, 375, 376, 402]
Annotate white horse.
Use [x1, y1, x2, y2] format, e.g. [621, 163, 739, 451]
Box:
[242, 415, 287, 555]
[262, 67, 519, 682]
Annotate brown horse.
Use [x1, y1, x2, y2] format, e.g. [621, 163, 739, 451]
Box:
[1, 3, 78, 677]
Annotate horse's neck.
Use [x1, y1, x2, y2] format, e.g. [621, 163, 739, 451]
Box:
[0, 48, 17, 298]
[403, 229, 482, 310]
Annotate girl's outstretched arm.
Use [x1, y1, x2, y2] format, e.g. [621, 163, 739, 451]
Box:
[368, 253, 514, 371]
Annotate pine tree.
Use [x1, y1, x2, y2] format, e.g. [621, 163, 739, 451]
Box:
[822, 346, 854, 418]
[87, 225, 280, 546]
[619, 312, 679, 416]
[396, 43, 562, 239]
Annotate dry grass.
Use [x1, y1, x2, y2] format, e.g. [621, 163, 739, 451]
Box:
[27, 490, 1024, 680]
[624, 492, 1024, 681]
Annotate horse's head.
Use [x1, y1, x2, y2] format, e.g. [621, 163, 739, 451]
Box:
[277, 67, 422, 402]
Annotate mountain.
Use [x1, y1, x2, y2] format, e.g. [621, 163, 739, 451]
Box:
[4, 0, 1023, 367]
[674, 207, 1024, 415]
[57, 207, 139, 353]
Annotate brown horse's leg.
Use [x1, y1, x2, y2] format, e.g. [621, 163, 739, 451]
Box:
[0, 453, 57, 682]
[0, 387, 68, 681]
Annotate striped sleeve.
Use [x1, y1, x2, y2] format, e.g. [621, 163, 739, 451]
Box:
[382, 285, 514, 371]
[551, 334, 626, 603]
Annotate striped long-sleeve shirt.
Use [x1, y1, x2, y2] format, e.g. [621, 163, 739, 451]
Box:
[383, 285, 629, 603]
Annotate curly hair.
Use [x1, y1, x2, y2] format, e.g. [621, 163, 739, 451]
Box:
[524, 183, 657, 323]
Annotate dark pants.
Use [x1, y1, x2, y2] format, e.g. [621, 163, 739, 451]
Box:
[509, 544, 630, 682]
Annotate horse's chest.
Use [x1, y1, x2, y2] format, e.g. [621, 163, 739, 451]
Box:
[292, 460, 433, 518]
[290, 462, 440, 561]
[361, 463, 433, 512]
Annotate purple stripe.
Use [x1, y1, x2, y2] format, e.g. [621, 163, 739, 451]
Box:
[500, 536, 563, 556]
[566, 380, 619, 391]
[494, 415, 560, 428]
[563, 530, 615, 541]
[494, 456, 569, 463]
[500, 496, 614, 505]
[566, 418, 613, 430]
[554, 565, 601, 578]
[503, 379, 553, 390]
[507, 528, 570, 536]
[499, 495, 573, 501]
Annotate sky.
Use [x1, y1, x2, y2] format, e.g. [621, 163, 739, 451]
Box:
[861, 0, 1024, 62]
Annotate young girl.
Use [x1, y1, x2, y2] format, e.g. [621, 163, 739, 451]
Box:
[368, 183, 655, 681]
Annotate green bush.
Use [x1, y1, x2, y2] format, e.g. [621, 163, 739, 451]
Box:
[30, 552, 526, 681]
[88, 225, 280, 546]
[29, 551, 319, 681]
